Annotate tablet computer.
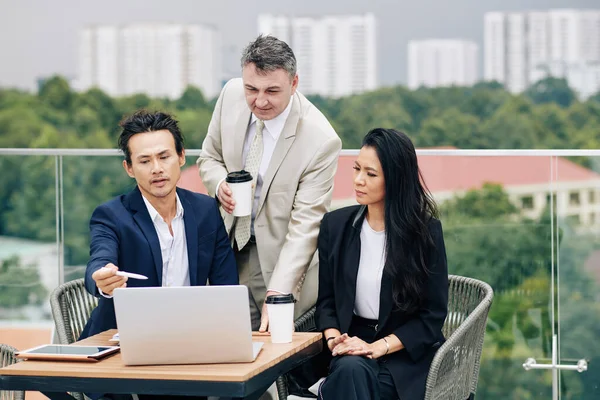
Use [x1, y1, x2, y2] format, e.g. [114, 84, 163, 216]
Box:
[15, 345, 120, 362]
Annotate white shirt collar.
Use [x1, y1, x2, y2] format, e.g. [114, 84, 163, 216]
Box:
[251, 96, 294, 141]
[142, 193, 184, 223]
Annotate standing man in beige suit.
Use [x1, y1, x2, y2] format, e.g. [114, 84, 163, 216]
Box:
[198, 35, 341, 334]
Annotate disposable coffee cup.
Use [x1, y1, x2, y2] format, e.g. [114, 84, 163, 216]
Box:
[226, 170, 253, 217]
[265, 294, 296, 344]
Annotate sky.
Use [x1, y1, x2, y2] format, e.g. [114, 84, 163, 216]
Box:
[0, 0, 597, 91]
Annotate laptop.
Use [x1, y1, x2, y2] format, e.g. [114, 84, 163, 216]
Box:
[113, 285, 264, 366]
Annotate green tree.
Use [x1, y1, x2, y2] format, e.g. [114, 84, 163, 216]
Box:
[177, 109, 213, 149]
[418, 108, 482, 148]
[533, 103, 574, 148]
[442, 182, 518, 221]
[0, 256, 47, 308]
[176, 86, 207, 110]
[38, 75, 75, 111]
[525, 77, 577, 108]
[588, 91, 600, 104]
[76, 88, 119, 130]
[460, 85, 511, 120]
[480, 97, 541, 149]
[0, 107, 47, 147]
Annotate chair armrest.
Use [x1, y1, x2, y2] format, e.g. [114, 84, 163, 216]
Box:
[425, 294, 492, 400]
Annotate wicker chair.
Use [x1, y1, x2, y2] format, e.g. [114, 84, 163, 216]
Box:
[276, 275, 494, 400]
[50, 278, 98, 400]
[50, 278, 98, 345]
[424, 275, 494, 400]
[0, 343, 25, 400]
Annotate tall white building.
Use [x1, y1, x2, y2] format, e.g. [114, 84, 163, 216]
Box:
[258, 13, 377, 97]
[484, 9, 600, 95]
[78, 23, 221, 99]
[407, 40, 478, 89]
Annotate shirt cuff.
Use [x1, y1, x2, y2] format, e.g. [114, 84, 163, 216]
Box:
[216, 177, 227, 201]
[98, 287, 113, 299]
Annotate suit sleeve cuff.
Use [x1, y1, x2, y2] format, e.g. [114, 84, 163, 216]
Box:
[393, 324, 426, 362]
[266, 289, 289, 295]
[98, 287, 113, 299]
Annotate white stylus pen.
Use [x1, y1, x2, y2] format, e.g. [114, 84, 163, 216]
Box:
[115, 271, 148, 280]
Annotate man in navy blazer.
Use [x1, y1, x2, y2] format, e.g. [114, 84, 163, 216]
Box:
[80, 110, 238, 341]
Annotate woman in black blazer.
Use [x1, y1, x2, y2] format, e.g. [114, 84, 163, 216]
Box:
[315, 128, 448, 400]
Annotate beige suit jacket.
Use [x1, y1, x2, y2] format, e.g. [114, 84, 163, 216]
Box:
[197, 78, 341, 316]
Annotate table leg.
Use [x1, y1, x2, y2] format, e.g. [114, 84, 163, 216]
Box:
[230, 382, 273, 400]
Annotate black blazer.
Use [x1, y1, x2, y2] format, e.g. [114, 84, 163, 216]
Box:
[316, 205, 448, 400]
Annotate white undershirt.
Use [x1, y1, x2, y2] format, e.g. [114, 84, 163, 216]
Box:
[142, 194, 190, 287]
[354, 218, 386, 320]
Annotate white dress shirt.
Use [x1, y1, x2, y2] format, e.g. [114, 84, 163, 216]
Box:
[142, 194, 190, 287]
[354, 218, 386, 320]
[242, 98, 293, 226]
[99, 194, 190, 298]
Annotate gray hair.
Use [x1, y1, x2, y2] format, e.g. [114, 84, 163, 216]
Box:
[240, 35, 297, 78]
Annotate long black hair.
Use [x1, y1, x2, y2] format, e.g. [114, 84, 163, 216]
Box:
[362, 128, 438, 314]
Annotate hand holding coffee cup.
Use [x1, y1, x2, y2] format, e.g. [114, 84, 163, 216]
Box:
[265, 294, 296, 344]
[218, 182, 236, 214]
[226, 170, 253, 217]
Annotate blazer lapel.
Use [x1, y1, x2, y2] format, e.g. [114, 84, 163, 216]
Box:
[341, 227, 361, 333]
[377, 270, 393, 334]
[179, 189, 199, 286]
[128, 187, 163, 285]
[255, 95, 300, 216]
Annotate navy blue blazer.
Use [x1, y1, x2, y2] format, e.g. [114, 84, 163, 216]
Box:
[80, 186, 238, 339]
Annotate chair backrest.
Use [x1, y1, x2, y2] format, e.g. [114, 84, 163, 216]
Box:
[443, 275, 492, 338]
[0, 343, 24, 400]
[50, 278, 98, 344]
[436, 275, 494, 398]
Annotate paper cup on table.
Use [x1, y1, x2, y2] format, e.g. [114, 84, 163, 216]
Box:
[226, 170, 253, 217]
[266, 294, 296, 343]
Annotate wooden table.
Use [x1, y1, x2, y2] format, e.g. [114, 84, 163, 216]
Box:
[0, 329, 322, 399]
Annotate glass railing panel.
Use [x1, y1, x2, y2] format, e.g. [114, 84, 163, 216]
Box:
[0, 154, 58, 354]
[3, 148, 600, 399]
[556, 155, 600, 399]
[419, 154, 555, 399]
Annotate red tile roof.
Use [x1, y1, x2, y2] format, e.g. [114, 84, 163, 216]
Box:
[177, 153, 600, 200]
[417, 154, 599, 193]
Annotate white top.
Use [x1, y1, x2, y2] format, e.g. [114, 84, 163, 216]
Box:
[142, 194, 190, 287]
[354, 218, 386, 320]
[98, 193, 190, 298]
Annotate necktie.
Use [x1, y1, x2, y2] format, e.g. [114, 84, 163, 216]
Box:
[235, 119, 264, 250]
